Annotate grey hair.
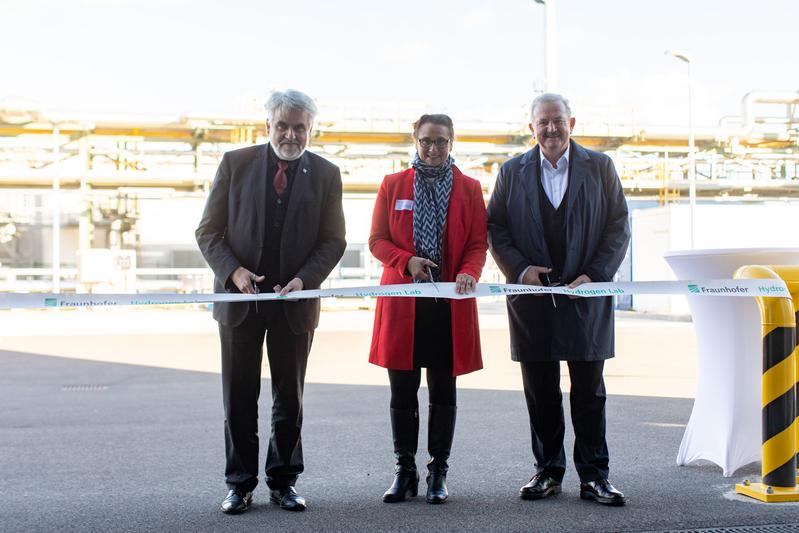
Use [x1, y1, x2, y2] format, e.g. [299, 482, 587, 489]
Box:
[530, 93, 572, 120]
[264, 89, 318, 124]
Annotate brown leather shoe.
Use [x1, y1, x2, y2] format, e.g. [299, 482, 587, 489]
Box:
[580, 479, 626, 506]
[519, 474, 562, 500]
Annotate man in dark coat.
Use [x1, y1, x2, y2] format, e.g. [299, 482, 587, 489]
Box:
[487, 93, 630, 506]
[196, 89, 346, 514]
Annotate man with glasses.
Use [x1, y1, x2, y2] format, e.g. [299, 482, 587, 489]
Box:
[487, 93, 630, 506]
[196, 89, 345, 514]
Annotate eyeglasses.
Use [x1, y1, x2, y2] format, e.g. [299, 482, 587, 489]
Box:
[417, 138, 450, 149]
[535, 118, 568, 128]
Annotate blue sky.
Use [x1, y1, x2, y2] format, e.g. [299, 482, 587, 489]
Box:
[1, 0, 797, 127]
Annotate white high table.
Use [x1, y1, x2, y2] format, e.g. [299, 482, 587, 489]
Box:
[664, 248, 799, 476]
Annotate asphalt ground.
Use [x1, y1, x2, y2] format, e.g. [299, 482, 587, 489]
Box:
[2, 307, 798, 532]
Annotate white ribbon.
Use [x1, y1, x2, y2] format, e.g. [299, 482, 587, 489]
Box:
[0, 279, 790, 309]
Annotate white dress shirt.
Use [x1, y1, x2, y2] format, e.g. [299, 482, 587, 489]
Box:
[539, 145, 569, 209]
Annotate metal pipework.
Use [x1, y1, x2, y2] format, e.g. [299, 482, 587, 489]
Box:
[718, 91, 799, 139]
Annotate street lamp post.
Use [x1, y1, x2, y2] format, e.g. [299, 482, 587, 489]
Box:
[52, 125, 61, 293]
[534, 0, 557, 92]
[665, 50, 696, 248]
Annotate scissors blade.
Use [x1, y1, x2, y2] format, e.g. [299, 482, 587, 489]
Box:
[426, 266, 439, 298]
[544, 273, 558, 308]
[254, 280, 259, 313]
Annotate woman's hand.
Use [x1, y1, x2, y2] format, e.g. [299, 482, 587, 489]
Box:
[455, 273, 476, 294]
[406, 256, 437, 281]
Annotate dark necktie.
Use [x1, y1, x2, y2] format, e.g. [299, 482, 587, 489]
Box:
[274, 160, 288, 196]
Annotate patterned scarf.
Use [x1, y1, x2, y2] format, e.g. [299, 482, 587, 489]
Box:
[412, 153, 453, 283]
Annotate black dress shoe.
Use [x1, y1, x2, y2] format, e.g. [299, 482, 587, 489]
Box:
[519, 474, 562, 500]
[580, 479, 626, 506]
[270, 486, 307, 512]
[220, 488, 252, 514]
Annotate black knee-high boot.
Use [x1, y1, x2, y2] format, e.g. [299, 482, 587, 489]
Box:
[426, 404, 457, 504]
[382, 407, 419, 503]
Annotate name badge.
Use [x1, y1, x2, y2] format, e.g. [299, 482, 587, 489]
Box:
[394, 199, 414, 211]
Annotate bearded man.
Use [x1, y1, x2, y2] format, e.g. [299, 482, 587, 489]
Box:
[196, 89, 345, 514]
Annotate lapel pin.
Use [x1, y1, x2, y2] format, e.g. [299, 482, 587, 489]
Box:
[302, 168, 308, 174]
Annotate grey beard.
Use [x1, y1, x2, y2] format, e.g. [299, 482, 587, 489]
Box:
[271, 141, 305, 161]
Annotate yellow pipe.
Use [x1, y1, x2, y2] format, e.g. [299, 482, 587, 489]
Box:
[763, 356, 796, 406]
[734, 265, 796, 489]
[763, 420, 799, 475]
[769, 265, 799, 470]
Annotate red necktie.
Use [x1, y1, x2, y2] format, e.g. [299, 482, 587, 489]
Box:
[274, 160, 288, 196]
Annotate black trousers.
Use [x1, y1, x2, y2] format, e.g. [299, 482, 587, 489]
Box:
[388, 298, 457, 408]
[219, 302, 313, 492]
[388, 368, 456, 409]
[520, 360, 609, 483]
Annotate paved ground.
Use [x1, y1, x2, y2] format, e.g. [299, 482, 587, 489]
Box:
[1, 307, 798, 532]
[0, 306, 700, 398]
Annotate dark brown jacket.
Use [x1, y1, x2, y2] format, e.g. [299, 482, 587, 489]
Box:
[196, 144, 346, 332]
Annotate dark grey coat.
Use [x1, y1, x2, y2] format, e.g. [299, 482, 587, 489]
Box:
[195, 144, 346, 332]
[487, 141, 630, 362]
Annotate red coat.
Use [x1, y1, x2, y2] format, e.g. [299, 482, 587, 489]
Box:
[368, 166, 488, 376]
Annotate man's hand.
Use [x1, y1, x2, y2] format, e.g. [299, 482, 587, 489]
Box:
[230, 266, 265, 294]
[567, 274, 592, 298]
[274, 277, 304, 296]
[455, 273, 476, 294]
[406, 256, 437, 281]
[521, 265, 553, 286]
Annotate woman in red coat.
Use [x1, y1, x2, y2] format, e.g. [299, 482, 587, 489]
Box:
[368, 114, 488, 504]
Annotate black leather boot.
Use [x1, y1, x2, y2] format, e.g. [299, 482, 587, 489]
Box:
[426, 404, 457, 504]
[382, 407, 419, 503]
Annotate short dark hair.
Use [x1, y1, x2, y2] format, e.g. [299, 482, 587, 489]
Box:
[412, 114, 455, 141]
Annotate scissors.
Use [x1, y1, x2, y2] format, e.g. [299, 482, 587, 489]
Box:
[543, 272, 561, 308]
[252, 275, 260, 313]
[426, 265, 439, 302]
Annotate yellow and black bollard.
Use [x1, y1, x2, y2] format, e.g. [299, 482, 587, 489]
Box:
[734, 265, 799, 502]
[769, 265, 799, 481]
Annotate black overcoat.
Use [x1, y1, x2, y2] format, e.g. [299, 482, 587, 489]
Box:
[195, 144, 346, 332]
[487, 141, 630, 362]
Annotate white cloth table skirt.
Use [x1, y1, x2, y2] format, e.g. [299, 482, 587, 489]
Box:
[664, 248, 799, 476]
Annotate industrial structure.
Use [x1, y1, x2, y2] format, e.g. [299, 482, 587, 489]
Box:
[0, 92, 797, 296]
